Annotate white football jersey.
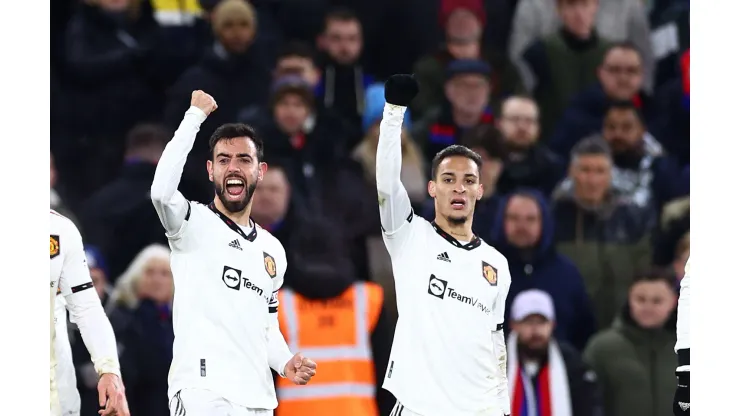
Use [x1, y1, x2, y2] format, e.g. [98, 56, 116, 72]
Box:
[54, 294, 81, 416]
[165, 201, 288, 409]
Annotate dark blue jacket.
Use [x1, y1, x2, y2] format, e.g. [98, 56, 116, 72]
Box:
[492, 190, 596, 350]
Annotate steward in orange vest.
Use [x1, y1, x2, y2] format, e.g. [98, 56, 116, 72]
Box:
[276, 281, 395, 416]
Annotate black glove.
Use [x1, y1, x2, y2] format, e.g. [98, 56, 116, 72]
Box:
[384, 74, 419, 107]
[673, 371, 689, 416]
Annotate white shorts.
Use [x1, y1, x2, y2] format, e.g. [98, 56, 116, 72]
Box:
[169, 389, 273, 416]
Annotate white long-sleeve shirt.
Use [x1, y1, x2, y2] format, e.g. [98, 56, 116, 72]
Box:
[50, 210, 120, 416]
[151, 107, 293, 410]
[377, 104, 512, 416]
[54, 295, 81, 416]
[675, 256, 690, 373]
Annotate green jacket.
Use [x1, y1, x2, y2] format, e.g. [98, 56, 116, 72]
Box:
[584, 312, 677, 416]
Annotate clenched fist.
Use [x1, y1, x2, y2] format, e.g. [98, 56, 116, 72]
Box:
[191, 90, 218, 116]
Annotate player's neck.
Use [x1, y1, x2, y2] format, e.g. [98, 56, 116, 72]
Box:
[434, 214, 474, 241]
[213, 197, 253, 227]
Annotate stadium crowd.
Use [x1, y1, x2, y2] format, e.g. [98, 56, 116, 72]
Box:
[50, 0, 690, 415]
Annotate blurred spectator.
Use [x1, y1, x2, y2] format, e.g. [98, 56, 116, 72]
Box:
[507, 290, 602, 416]
[495, 96, 565, 196]
[106, 244, 174, 416]
[273, 41, 322, 89]
[494, 191, 596, 350]
[552, 138, 653, 329]
[50, 152, 80, 227]
[411, 0, 519, 119]
[276, 216, 395, 416]
[670, 231, 689, 287]
[413, 59, 494, 162]
[519, 0, 612, 141]
[584, 270, 678, 416]
[648, 53, 690, 167]
[653, 195, 689, 267]
[81, 123, 170, 281]
[549, 42, 652, 159]
[353, 84, 427, 209]
[422, 124, 506, 241]
[316, 7, 374, 129]
[251, 164, 294, 237]
[70, 247, 112, 416]
[509, 0, 654, 92]
[63, 0, 164, 144]
[648, 0, 689, 90]
[164, 0, 272, 200]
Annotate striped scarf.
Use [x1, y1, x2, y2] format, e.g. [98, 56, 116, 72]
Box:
[429, 107, 494, 145]
[681, 49, 690, 110]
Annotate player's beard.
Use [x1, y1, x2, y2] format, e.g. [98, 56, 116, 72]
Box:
[215, 181, 257, 213]
[446, 215, 468, 226]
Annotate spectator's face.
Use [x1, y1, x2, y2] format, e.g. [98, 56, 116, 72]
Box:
[446, 9, 482, 59]
[99, 0, 130, 12]
[602, 108, 644, 153]
[570, 154, 611, 204]
[445, 74, 490, 115]
[207, 137, 265, 213]
[504, 195, 543, 249]
[275, 56, 321, 88]
[599, 48, 643, 100]
[273, 94, 310, 135]
[470, 147, 502, 192]
[217, 18, 255, 54]
[322, 19, 363, 65]
[137, 258, 174, 304]
[429, 156, 483, 225]
[513, 314, 554, 355]
[499, 97, 540, 149]
[252, 168, 290, 226]
[557, 0, 598, 39]
[90, 268, 108, 300]
[629, 280, 677, 329]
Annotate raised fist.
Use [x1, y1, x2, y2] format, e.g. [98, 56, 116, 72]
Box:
[191, 90, 218, 116]
[384, 74, 419, 107]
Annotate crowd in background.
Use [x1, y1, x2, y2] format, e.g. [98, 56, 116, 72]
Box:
[50, 0, 690, 415]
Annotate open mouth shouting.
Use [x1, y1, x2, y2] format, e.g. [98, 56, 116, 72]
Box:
[224, 176, 247, 200]
[450, 196, 467, 211]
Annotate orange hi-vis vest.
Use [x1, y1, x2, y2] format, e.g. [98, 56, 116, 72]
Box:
[276, 282, 384, 416]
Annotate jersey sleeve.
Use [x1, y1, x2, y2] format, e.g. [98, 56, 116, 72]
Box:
[376, 103, 416, 255]
[59, 220, 121, 378]
[492, 259, 512, 331]
[675, 256, 690, 373]
[151, 106, 207, 239]
[492, 257, 512, 414]
[267, 244, 293, 376]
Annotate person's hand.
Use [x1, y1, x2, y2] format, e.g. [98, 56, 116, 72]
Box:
[97, 373, 130, 416]
[673, 371, 689, 415]
[283, 353, 317, 385]
[191, 90, 218, 116]
[384, 74, 419, 107]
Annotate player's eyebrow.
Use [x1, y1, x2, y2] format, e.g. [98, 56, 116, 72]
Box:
[216, 152, 253, 160]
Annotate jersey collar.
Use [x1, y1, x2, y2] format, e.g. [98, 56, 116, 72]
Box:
[431, 221, 481, 251]
[208, 201, 258, 242]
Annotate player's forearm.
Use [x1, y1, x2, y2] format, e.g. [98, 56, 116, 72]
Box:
[267, 314, 294, 377]
[67, 291, 121, 378]
[151, 106, 206, 234]
[675, 260, 690, 373]
[376, 103, 413, 234]
[492, 330, 512, 415]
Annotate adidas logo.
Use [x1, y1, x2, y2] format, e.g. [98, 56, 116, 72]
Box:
[436, 252, 451, 262]
[679, 402, 689, 411]
[229, 239, 242, 251]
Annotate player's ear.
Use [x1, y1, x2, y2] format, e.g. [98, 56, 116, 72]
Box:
[476, 183, 483, 200]
[427, 180, 436, 198]
[258, 162, 268, 182]
[207, 160, 214, 182]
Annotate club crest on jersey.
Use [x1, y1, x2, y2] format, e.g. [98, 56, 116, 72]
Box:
[50, 235, 60, 259]
[264, 252, 277, 278]
[482, 261, 497, 286]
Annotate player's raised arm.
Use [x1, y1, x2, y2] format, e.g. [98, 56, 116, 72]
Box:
[674, 256, 690, 415]
[58, 219, 129, 416]
[491, 263, 513, 416]
[376, 75, 418, 243]
[151, 90, 218, 237]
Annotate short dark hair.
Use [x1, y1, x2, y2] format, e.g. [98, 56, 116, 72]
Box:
[125, 123, 170, 151]
[208, 123, 264, 161]
[603, 41, 642, 63]
[460, 124, 507, 161]
[631, 268, 676, 289]
[431, 145, 483, 179]
[324, 7, 360, 31]
[605, 100, 646, 125]
[570, 135, 611, 162]
[277, 41, 316, 63]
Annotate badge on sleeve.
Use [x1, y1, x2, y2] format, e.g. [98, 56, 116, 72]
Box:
[482, 261, 497, 286]
[50, 235, 60, 259]
[264, 252, 277, 278]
